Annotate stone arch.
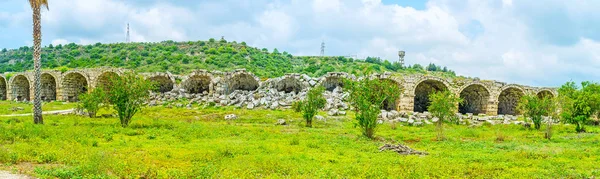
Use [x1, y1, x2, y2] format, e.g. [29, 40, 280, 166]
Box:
[537, 90, 554, 99]
[458, 83, 490, 115]
[413, 79, 449, 112]
[40, 73, 57, 101]
[149, 75, 174, 93]
[96, 71, 119, 91]
[322, 76, 345, 91]
[183, 74, 212, 94]
[0, 76, 6, 100]
[226, 72, 259, 94]
[62, 72, 88, 102]
[497, 86, 525, 115]
[275, 76, 304, 93]
[379, 78, 403, 111]
[11, 75, 30, 101]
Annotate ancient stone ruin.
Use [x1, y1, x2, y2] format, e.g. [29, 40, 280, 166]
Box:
[1, 68, 557, 119]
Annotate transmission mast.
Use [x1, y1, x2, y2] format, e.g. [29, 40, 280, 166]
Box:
[126, 23, 130, 43]
[320, 40, 325, 56]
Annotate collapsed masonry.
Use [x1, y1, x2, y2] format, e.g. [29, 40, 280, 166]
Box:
[1, 68, 557, 118]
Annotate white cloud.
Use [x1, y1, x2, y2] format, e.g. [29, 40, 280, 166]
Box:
[51, 38, 68, 46]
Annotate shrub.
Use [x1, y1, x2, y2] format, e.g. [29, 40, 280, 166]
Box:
[517, 95, 556, 130]
[105, 72, 155, 127]
[293, 86, 326, 127]
[428, 90, 462, 141]
[558, 81, 600, 132]
[77, 87, 106, 118]
[344, 78, 400, 139]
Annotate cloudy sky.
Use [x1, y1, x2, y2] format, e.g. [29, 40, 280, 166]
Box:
[1, 0, 599, 87]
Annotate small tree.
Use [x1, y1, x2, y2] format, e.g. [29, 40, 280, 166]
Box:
[106, 72, 154, 127]
[558, 81, 600, 132]
[428, 90, 462, 141]
[77, 87, 106, 118]
[517, 95, 555, 130]
[292, 86, 326, 127]
[345, 78, 400, 139]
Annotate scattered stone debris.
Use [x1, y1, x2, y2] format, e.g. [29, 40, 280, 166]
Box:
[379, 144, 428, 156]
[224, 114, 238, 120]
[10, 107, 24, 112]
[275, 119, 287, 125]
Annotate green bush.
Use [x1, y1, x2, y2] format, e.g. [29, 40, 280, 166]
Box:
[105, 72, 155, 127]
[293, 86, 326, 127]
[558, 81, 600, 132]
[517, 95, 556, 130]
[344, 78, 400, 139]
[77, 87, 106, 118]
[428, 90, 462, 141]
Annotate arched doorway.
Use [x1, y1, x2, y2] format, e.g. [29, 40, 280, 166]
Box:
[498, 87, 524, 115]
[0, 77, 6, 100]
[96, 71, 119, 91]
[322, 76, 344, 91]
[149, 75, 174, 93]
[183, 74, 211, 94]
[62, 72, 88, 102]
[275, 77, 304, 93]
[226, 73, 258, 94]
[413, 79, 448, 112]
[40, 73, 57, 101]
[459, 84, 490, 115]
[537, 90, 554, 99]
[11, 75, 30, 101]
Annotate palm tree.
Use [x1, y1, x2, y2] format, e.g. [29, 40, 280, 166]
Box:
[29, 0, 49, 124]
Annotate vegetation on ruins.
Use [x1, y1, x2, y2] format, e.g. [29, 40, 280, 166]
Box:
[345, 78, 400, 139]
[28, 0, 49, 125]
[292, 86, 326, 127]
[76, 87, 106, 118]
[0, 39, 456, 78]
[557, 81, 600, 133]
[105, 72, 154, 127]
[517, 95, 557, 130]
[427, 90, 462, 141]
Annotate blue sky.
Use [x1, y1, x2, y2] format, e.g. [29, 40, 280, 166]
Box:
[1, 0, 599, 87]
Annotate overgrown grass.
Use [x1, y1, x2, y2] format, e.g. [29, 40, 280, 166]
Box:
[0, 105, 599, 178]
[0, 101, 77, 115]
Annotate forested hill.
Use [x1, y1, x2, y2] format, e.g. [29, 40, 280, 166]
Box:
[0, 38, 456, 78]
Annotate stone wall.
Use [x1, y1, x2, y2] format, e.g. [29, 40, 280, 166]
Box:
[2, 68, 557, 116]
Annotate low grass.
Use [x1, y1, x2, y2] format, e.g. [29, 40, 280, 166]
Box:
[0, 101, 77, 115]
[0, 104, 599, 178]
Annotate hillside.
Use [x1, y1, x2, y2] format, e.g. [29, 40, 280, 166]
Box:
[0, 38, 455, 78]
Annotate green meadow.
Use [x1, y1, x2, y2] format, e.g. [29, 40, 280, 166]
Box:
[0, 102, 599, 178]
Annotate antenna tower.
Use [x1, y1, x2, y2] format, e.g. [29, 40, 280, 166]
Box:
[320, 40, 325, 56]
[126, 23, 130, 43]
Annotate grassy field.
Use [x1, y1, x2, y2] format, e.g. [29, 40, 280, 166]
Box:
[0, 101, 77, 115]
[0, 103, 599, 178]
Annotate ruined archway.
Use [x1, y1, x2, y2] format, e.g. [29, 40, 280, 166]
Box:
[62, 72, 88, 102]
[226, 73, 258, 94]
[183, 74, 211, 94]
[11, 75, 30, 101]
[498, 87, 524, 115]
[379, 78, 402, 111]
[0, 77, 6, 100]
[537, 90, 554, 99]
[413, 79, 448, 112]
[459, 84, 490, 115]
[96, 71, 119, 91]
[275, 76, 304, 93]
[322, 76, 344, 91]
[40, 73, 57, 101]
[149, 76, 174, 93]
